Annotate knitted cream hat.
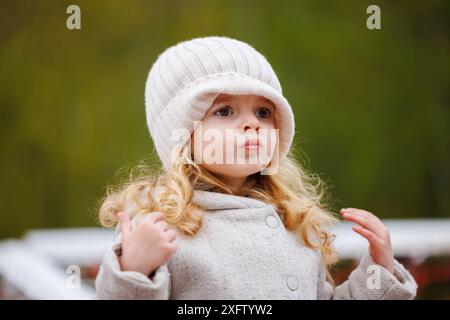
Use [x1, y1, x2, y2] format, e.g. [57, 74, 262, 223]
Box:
[144, 36, 295, 171]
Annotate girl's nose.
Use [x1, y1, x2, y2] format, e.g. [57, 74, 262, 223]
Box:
[241, 113, 260, 133]
[244, 124, 259, 133]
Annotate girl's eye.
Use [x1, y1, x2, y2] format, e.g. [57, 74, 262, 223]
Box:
[214, 106, 233, 117]
[256, 107, 272, 119]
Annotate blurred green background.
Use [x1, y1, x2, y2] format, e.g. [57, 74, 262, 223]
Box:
[0, 0, 448, 239]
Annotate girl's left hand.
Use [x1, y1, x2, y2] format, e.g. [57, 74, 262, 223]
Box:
[340, 208, 395, 274]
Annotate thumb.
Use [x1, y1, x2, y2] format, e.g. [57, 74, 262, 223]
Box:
[117, 212, 131, 238]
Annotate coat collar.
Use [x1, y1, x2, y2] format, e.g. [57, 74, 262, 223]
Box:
[192, 190, 270, 211]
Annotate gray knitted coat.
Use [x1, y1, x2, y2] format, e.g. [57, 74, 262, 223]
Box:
[95, 190, 417, 299]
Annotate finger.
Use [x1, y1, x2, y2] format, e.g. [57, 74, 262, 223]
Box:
[164, 229, 178, 243]
[341, 207, 373, 217]
[155, 220, 169, 231]
[344, 208, 387, 237]
[341, 211, 376, 233]
[342, 211, 385, 239]
[352, 225, 381, 246]
[118, 212, 132, 238]
[344, 208, 383, 228]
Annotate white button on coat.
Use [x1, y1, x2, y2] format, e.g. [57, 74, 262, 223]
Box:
[287, 275, 299, 291]
[265, 215, 279, 229]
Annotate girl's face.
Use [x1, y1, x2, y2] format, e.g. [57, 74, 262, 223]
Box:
[191, 94, 278, 189]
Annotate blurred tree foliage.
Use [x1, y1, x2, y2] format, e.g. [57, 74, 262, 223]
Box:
[0, 0, 448, 238]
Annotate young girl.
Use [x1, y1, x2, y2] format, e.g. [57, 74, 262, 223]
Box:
[95, 36, 417, 299]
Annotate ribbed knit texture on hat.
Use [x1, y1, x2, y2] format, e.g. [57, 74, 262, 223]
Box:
[144, 36, 295, 170]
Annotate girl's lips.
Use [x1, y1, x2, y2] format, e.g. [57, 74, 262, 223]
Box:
[244, 139, 260, 148]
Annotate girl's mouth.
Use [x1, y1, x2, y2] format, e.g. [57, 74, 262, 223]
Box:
[243, 139, 260, 149]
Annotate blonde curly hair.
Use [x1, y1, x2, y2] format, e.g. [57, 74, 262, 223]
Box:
[97, 142, 340, 284]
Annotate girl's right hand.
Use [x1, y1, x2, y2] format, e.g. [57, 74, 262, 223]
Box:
[117, 211, 178, 277]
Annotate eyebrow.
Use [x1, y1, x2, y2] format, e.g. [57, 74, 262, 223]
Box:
[213, 95, 231, 104]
